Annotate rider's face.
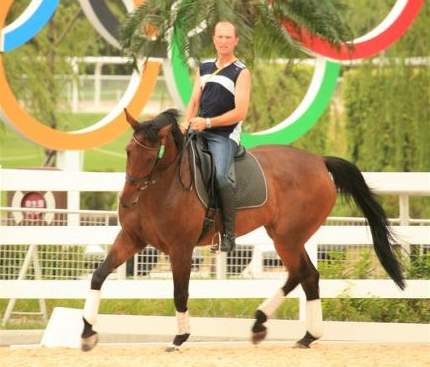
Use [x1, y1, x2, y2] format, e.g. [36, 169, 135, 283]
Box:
[213, 22, 239, 57]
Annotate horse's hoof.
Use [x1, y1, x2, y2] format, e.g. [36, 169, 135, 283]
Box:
[293, 341, 310, 349]
[294, 331, 319, 349]
[251, 329, 267, 345]
[165, 344, 181, 352]
[165, 333, 190, 352]
[81, 333, 98, 352]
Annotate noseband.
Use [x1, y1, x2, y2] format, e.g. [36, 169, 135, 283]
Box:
[122, 132, 192, 208]
[125, 136, 162, 192]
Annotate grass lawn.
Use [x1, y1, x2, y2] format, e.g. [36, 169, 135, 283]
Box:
[0, 113, 132, 172]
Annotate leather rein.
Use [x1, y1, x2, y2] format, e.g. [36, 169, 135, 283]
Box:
[125, 136, 169, 191]
[125, 133, 193, 193]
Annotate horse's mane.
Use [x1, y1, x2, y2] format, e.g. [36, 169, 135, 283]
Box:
[135, 109, 184, 151]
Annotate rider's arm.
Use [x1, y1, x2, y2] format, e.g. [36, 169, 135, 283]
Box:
[208, 68, 251, 127]
[182, 71, 202, 130]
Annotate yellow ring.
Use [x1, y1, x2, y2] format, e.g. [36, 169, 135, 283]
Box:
[0, 0, 160, 150]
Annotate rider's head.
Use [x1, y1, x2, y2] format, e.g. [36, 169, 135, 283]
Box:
[213, 21, 239, 57]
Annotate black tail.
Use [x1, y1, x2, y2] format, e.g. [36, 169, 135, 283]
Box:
[324, 156, 405, 290]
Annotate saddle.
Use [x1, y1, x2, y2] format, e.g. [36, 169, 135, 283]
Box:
[188, 134, 268, 238]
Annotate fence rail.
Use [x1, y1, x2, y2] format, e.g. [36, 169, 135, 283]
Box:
[0, 169, 429, 325]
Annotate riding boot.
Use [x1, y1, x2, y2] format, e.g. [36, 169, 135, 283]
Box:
[218, 185, 236, 252]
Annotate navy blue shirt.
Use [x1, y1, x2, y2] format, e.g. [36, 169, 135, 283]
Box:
[199, 59, 246, 140]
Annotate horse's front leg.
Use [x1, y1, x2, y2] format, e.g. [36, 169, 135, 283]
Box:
[81, 230, 143, 351]
[166, 245, 193, 352]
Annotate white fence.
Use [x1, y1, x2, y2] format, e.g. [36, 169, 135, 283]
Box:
[0, 169, 429, 323]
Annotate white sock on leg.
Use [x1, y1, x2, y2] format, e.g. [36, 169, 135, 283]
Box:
[176, 310, 190, 334]
[306, 299, 323, 338]
[83, 289, 101, 326]
[257, 289, 285, 318]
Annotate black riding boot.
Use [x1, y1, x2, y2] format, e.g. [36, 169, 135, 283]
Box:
[218, 185, 236, 252]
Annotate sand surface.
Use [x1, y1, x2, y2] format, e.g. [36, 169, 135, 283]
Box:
[1, 343, 429, 367]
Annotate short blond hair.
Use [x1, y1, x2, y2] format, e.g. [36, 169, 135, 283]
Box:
[213, 21, 238, 37]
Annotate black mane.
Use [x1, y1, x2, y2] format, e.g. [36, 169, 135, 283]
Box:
[135, 109, 184, 151]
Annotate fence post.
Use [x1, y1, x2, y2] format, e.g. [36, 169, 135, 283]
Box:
[57, 151, 83, 226]
[94, 62, 102, 110]
[249, 246, 263, 277]
[399, 194, 411, 253]
[71, 58, 79, 113]
[216, 252, 227, 279]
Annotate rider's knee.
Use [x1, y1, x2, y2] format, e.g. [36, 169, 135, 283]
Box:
[216, 173, 232, 190]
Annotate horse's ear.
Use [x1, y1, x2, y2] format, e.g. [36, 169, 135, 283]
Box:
[162, 108, 180, 123]
[124, 108, 139, 130]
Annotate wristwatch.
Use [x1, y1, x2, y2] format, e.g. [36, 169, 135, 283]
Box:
[205, 118, 212, 129]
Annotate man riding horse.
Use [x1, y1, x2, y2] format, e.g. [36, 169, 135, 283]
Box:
[182, 21, 251, 252]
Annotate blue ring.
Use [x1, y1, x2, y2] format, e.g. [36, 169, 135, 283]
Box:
[2, 0, 60, 52]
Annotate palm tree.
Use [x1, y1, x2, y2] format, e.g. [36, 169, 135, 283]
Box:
[120, 0, 354, 65]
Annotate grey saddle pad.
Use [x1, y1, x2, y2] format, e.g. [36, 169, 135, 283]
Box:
[190, 143, 268, 210]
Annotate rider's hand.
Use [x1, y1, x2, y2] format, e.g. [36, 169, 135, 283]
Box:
[189, 117, 206, 132]
[180, 122, 190, 134]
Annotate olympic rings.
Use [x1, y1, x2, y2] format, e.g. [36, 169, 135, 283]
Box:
[77, 0, 135, 50]
[0, 0, 424, 150]
[241, 60, 340, 147]
[283, 0, 425, 61]
[0, 0, 160, 150]
[0, 0, 59, 52]
[241, 0, 424, 147]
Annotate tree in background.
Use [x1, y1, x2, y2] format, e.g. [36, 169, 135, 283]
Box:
[120, 0, 353, 65]
[343, 3, 430, 172]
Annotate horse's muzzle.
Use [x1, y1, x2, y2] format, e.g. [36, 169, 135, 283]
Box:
[120, 198, 138, 208]
[120, 187, 140, 209]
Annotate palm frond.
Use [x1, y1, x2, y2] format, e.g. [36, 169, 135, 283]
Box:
[276, 0, 354, 45]
[120, 0, 354, 66]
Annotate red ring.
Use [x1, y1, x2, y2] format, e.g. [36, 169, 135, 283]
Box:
[283, 0, 425, 60]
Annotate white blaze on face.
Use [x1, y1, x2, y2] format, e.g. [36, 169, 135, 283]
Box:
[257, 288, 285, 317]
[306, 299, 323, 338]
[83, 289, 101, 326]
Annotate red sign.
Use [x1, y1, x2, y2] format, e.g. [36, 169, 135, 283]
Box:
[21, 192, 46, 221]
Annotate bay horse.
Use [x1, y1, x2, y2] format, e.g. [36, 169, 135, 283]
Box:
[81, 108, 405, 351]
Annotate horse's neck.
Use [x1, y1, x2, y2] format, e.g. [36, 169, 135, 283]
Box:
[148, 143, 191, 199]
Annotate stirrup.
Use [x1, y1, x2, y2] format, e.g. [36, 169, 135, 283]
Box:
[210, 232, 222, 253]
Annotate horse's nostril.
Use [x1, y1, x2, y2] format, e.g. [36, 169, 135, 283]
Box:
[121, 198, 139, 209]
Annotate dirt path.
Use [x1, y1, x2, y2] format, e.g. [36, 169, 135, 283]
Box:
[1, 343, 429, 367]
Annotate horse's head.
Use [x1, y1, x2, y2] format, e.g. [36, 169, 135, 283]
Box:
[120, 108, 183, 208]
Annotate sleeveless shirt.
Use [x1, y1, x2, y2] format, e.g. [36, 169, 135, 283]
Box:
[199, 59, 247, 143]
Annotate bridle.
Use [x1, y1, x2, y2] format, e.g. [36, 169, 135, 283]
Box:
[125, 136, 172, 192]
[122, 130, 194, 208]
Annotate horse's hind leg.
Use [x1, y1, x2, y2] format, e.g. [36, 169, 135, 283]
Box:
[251, 245, 322, 348]
[165, 245, 194, 352]
[81, 230, 142, 351]
[295, 251, 322, 348]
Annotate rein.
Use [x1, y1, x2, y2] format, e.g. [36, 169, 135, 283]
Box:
[177, 130, 196, 192]
[123, 129, 194, 208]
[125, 136, 173, 191]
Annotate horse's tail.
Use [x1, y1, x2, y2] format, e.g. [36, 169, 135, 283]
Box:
[324, 156, 405, 290]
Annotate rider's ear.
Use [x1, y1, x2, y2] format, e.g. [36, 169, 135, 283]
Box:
[124, 108, 139, 130]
